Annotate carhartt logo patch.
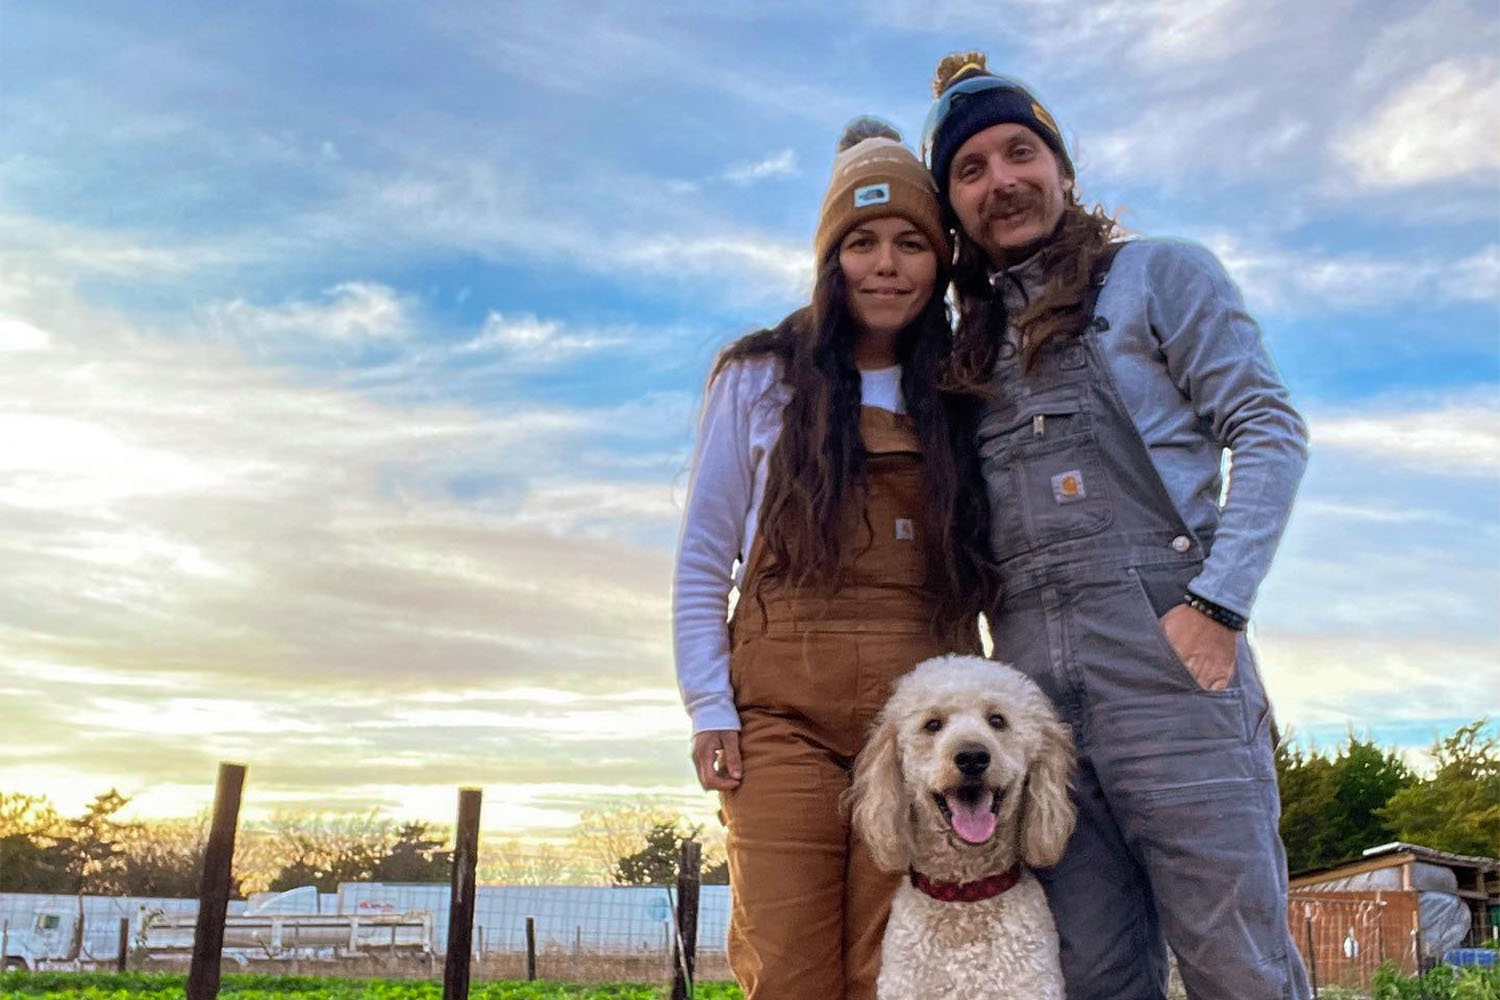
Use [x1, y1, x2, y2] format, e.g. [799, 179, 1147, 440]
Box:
[854, 183, 890, 208]
[894, 517, 915, 540]
[1051, 470, 1086, 504]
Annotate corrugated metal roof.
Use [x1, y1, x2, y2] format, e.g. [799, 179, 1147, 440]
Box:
[1359, 842, 1500, 870]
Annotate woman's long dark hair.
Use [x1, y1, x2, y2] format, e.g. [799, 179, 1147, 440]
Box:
[713, 252, 996, 636]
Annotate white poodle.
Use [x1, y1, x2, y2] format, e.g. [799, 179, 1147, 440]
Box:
[849, 654, 1076, 999]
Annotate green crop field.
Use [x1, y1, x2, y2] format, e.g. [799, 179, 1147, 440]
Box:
[0, 972, 746, 1000]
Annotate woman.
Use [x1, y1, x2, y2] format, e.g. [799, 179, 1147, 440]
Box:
[672, 118, 994, 1000]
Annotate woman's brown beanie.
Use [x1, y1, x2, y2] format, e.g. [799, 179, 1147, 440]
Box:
[814, 117, 949, 266]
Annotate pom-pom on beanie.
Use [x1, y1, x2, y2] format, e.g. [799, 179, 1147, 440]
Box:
[814, 116, 949, 267]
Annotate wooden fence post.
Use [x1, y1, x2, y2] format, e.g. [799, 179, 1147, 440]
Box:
[116, 917, 130, 972]
[443, 787, 482, 1000]
[525, 917, 537, 981]
[670, 838, 702, 1000]
[188, 762, 246, 1000]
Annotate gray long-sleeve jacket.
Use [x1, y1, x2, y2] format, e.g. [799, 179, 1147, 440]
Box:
[991, 237, 1308, 617]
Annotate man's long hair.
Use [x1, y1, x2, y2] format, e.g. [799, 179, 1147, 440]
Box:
[947, 193, 1122, 393]
[713, 254, 995, 636]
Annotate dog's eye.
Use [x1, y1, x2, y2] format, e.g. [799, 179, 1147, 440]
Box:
[922, 718, 943, 733]
[987, 713, 1008, 730]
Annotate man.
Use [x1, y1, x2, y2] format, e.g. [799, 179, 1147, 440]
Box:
[921, 52, 1312, 999]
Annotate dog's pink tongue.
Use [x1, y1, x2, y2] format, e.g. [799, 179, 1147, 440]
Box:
[946, 793, 997, 844]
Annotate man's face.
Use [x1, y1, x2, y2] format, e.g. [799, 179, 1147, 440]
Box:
[946, 122, 1068, 266]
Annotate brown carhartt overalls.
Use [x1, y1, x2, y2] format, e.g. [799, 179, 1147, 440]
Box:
[721, 406, 971, 1000]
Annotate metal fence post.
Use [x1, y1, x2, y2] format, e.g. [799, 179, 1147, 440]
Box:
[116, 917, 130, 972]
[188, 762, 246, 1000]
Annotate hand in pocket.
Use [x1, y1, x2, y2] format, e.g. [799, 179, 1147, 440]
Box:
[1160, 605, 1238, 691]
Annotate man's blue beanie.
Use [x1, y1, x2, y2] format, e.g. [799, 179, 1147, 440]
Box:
[924, 53, 1073, 198]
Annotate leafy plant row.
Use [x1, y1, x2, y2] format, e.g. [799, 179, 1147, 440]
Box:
[0, 971, 745, 1000]
[1368, 960, 1499, 1000]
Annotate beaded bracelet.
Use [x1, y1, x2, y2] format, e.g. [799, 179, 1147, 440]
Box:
[1184, 592, 1248, 632]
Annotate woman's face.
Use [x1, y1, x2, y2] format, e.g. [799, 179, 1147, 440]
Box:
[838, 216, 939, 342]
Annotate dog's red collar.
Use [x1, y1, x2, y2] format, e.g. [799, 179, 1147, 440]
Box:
[909, 862, 1022, 903]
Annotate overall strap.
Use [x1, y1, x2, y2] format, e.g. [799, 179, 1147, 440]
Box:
[1079, 241, 1125, 331]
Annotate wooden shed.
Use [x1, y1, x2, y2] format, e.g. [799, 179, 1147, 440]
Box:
[1286, 842, 1499, 984]
[1291, 841, 1500, 943]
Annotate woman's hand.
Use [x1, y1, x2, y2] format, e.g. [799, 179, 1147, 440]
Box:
[692, 730, 743, 791]
[1161, 604, 1238, 691]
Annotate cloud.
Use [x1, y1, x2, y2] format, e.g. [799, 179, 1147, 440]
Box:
[862, 0, 1268, 63]
[624, 236, 809, 293]
[421, 4, 848, 123]
[0, 281, 690, 701]
[1200, 235, 1500, 314]
[893, 0, 1500, 215]
[1131, 0, 1273, 66]
[1293, 499, 1463, 527]
[1337, 57, 1500, 187]
[306, 151, 811, 307]
[0, 317, 51, 352]
[457, 313, 630, 367]
[0, 210, 221, 279]
[1085, 93, 1311, 185]
[0, 270, 702, 832]
[0, 332, 692, 823]
[202, 281, 410, 344]
[1309, 395, 1500, 475]
[1256, 393, 1499, 652]
[724, 149, 797, 185]
[1254, 633, 1500, 729]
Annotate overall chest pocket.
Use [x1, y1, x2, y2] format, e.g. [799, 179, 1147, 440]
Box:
[978, 388, 1113, 556]
[847, 454, 929, 587]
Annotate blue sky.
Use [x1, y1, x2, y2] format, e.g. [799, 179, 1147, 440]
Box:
[0, 1, 1496, 835]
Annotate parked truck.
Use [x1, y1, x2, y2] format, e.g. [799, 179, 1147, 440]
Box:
[1, 898, 84, 972]
[2, 888, 432, 970]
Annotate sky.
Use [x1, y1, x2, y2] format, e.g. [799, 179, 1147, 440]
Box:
[1, 0, 1497, 840]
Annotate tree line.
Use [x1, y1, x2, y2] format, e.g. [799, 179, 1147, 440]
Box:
[0, 795, 728, 897]
[1274, 718, 1497, 872]
[2, 719, 1491, 897]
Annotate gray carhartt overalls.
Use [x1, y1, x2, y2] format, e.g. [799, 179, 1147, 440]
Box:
[979, 269, 1312, 999]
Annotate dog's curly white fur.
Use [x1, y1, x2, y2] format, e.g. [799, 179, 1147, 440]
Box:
[849, 654, 1076, 999]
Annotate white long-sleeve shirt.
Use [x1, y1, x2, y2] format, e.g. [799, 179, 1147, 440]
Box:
[672, 356, 905, 735]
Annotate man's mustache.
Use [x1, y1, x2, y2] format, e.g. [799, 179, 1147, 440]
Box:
[981, 192, 1036, 220]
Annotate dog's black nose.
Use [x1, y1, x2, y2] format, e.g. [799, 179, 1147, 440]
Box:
[954, 748, 990, 776]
